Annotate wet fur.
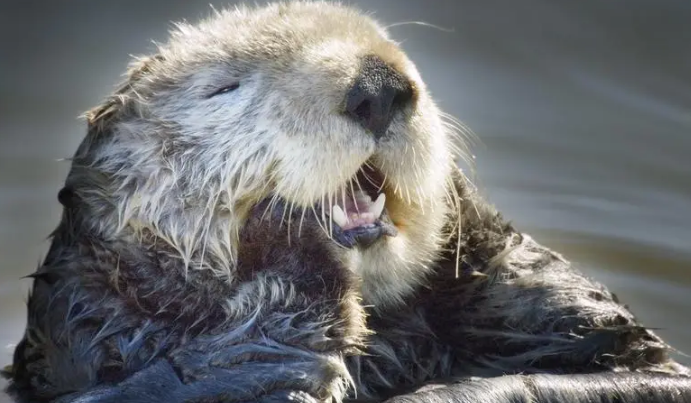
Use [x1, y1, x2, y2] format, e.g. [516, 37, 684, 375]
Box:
[4, 1, 691, 402]
[384, 373, 691, 403]
[7, 169, 690, 403]
[346, 171, 691, 401]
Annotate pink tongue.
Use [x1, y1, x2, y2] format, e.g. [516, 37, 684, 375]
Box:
[343, 212, 377, 230]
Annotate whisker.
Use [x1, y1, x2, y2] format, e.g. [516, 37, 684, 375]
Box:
[404, 184, 412, 205]
[328, 192, 334, 238]
[416, 186, 425, 213]
[341, 185, 347, 215]
[353, 169, 367, 196]
[455, 197, 463, 278]
[298, 206, 307, 238]
[442, 182, 457, 212]
[348, 179, 359, 213]
[279, 198, 290, 230]
[197, 186, 223, 272]
[260, 193, 279, 223]
[383, 20, 455, 33]
[286, 201, 296, 247]
[320, 194, 328, 231]
[359, 169, 379, 191]
[311, 205, 330, 239]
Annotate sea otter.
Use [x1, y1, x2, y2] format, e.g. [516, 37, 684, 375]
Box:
[4, 2, 690, 402]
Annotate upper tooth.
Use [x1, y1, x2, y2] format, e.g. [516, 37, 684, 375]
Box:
[370, 193, 386, 218]
[332, 205, 348, 227]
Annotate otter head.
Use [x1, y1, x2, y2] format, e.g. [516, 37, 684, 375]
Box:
[70, 2, 466, 309]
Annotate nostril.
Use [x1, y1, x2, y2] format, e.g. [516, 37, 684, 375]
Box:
[344, 55, 413, 138]
[392, 88, 413, 112]
[353, 99, 371, 123]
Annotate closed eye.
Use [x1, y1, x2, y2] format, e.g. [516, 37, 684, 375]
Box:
[207, 82, 240, 98]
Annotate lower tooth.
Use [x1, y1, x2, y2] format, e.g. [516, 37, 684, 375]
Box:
[332, 205, 348, 227]
[360, 212, 375, 222]
[370, 193, 386, 218]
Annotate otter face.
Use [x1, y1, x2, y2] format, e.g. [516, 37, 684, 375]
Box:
[79, 2, 464, 308]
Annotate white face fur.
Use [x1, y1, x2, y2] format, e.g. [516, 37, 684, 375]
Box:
[81, 1, 464, 309]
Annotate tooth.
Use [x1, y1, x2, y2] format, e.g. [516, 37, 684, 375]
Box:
[370, 193, 386, 218]
[360, 212, 375, 222]
[332, 205, 348, 228]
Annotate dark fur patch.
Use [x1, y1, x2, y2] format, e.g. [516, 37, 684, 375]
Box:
[6, 197, 365, 402]
[383, 373, 691, 403]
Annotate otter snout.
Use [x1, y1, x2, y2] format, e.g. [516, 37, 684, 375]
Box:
[345, 55, 414, 138]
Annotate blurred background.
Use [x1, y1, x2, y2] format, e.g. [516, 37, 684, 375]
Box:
[1, 0, 690, 399]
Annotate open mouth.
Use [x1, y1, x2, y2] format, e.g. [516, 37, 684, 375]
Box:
[324, 163, 398, 249]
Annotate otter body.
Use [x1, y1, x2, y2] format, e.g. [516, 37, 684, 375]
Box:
[5, 2, 690, 402]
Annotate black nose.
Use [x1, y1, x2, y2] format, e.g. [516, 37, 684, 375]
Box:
[345, 55, 414, 138]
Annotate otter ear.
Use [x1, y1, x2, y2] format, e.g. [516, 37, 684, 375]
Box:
[84, 54, 165, 133]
